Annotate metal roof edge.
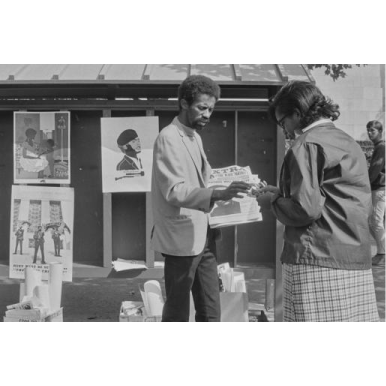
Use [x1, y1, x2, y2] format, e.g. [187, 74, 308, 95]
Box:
[0, 79, 286, 87]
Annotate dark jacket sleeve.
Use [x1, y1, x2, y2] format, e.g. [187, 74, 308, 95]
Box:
[368, 142, 385, 184]
[271, 143, 326, 227]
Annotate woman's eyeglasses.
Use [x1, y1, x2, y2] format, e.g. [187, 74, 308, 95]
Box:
[277, 114, 289, 129]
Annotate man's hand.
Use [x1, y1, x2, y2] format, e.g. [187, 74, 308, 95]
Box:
[211, 181, 251, 202]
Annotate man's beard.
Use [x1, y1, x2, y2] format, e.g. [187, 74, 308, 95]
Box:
[193, 119, 209, 131]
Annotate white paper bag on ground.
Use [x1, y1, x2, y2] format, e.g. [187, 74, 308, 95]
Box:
[141, 280, 164, 317]
[49, 262, 63, 311]
[220, 292, 249, 322]
[33, 284, 50, 309]
[25, 267, 42, 297]
[218, 263, 232, 292]
[222, 271, 233, 292]
[233, 272, 246, 293]
[218, 264, 245, 293]
[235, 279, 247, 293]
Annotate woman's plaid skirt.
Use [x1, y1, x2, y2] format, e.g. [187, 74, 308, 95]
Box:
[283, 263, 380, 322]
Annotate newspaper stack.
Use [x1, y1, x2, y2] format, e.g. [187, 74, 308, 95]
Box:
[208, 165, 263, 228]
[3, 264, 63, 322]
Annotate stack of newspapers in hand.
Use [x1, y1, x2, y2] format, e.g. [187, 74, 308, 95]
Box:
[3, 264, 63, 322]
[208, 165, 263, 228]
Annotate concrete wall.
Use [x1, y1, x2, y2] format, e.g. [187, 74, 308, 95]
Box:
[311, 64, 385, 141]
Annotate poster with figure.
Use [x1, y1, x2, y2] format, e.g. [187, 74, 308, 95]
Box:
[9, 185, 74, 281]
[101, 116, 159, 192]
[14, 111, 70, 184]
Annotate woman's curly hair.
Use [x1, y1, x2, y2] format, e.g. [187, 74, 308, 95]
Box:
[268, 81, 340, 128]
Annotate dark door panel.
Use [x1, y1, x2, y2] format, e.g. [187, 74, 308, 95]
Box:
[236, 111, 276, 266]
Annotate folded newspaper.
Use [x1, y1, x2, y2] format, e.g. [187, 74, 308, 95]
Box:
[112, 259, 164, 272]
[208, 165, 263, 228]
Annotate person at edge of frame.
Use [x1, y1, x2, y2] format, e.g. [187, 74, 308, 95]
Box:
[254, 80, 379, 322]
[150, 75, 250, 322]
[366, 120, 385, 266]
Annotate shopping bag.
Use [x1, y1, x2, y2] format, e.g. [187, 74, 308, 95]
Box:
[220, 292, 249, 322]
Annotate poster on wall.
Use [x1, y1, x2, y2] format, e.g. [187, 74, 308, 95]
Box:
[101, 116, 159, 192]
[14, 111, 70, 184]
[9, 185, 74, 282]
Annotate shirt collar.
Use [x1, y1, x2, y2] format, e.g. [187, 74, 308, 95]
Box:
[302, 118, 333, 133]
[175, 117, 196, 137]
[373, 138, 384, 146]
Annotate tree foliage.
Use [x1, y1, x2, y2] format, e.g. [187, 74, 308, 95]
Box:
[307, 64, 364, 81]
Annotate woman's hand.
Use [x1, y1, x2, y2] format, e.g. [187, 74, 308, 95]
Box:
[249, 182, 280, 197]
[259, 185, 280, 195]
[256, 191, 274, 211]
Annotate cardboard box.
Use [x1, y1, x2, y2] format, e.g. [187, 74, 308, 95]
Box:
[3, 308, 63, 322]
[119, 301, 161, 322]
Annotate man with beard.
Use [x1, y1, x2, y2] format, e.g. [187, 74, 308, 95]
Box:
[116, 129, 143, 171]
[151, 75, 250, 322]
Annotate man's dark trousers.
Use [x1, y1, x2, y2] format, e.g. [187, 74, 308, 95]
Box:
[162, 230, 221, 322]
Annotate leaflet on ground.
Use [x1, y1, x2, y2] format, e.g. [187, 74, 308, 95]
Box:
[112, 258, 164, 272]
[208, 165, 262, 228]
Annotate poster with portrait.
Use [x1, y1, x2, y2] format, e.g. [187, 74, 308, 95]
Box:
[9, 185, 74, 282]
[14, 111, 70, 184]
[101, 116, 159, 192]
